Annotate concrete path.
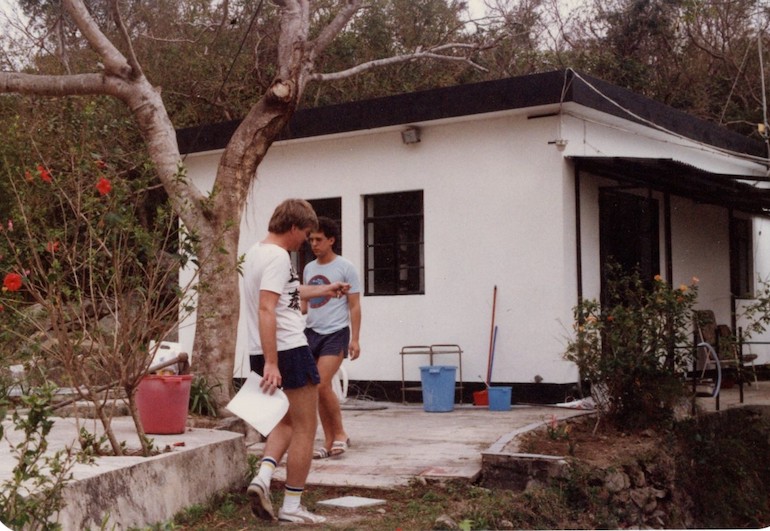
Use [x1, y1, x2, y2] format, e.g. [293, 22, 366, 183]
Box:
[0, 384, 766, 529]
[249, 383, 770, 489]
[248, 401, 591, 489]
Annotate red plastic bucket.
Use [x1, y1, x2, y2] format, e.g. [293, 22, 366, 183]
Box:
[136, 374, 192, 434]
[473, 389, 489, 406]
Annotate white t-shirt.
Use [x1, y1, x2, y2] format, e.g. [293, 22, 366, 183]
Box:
[303, 255, 361, 335]
[243, 242, 307, 355]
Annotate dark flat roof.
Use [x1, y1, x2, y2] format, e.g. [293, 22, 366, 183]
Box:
[177, 69, 765, 158]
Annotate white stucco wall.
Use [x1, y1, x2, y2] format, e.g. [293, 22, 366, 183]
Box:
[179, 102, 769, 385]
[180, 110, 583, 385]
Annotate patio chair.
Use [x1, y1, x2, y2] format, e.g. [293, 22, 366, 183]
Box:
[692, 310, 728, 411]
[714, 322, 757, 387]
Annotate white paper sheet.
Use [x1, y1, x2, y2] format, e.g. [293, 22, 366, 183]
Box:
[225, 371, 289, 436]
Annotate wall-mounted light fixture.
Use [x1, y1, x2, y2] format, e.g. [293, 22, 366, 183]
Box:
[401, 126, 421, 145]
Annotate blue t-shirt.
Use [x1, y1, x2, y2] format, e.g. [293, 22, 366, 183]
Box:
[303, 255, 361, 335]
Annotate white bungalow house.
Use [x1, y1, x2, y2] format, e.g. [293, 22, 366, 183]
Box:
[177, 69, 770, 403]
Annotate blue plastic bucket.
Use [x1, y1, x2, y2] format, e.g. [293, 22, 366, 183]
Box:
[420, 365, 456, 412]
[488, 386, 512, 411]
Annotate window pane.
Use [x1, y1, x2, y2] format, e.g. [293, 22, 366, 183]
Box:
[296, 197, 341, 278]
[730, 217, 753, 298]
[364, 191, 424, 295]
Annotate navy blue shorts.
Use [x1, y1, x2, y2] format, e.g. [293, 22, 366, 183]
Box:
[305, 327, 350, 359]
[249, 345, 320, 390]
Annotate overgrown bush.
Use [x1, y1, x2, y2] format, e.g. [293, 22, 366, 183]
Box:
[675, 407, 770, 528]
[741, 278, 770, 337]
[0, 149, 197, 456]
[0, 385, 77, 530]
[565, 268, 699, 430]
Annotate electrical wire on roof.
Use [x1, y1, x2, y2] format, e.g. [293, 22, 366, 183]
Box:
[719, 40, 751, 126]
[555, 69, 576, 143]
[566, 68, 770, 167]
[758, 31, 770, 168]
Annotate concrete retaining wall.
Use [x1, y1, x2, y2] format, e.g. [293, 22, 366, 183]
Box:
[54, 429, 248, 530]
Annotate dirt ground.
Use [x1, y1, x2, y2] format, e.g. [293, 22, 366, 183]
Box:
[515, 414, 664, 468]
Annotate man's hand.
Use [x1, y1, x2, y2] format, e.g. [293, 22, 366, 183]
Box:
[349, 339, 361, 361]
[260, 360, 282, 395]
[299, 281, 351, 301]
[328, 281, 351, 298]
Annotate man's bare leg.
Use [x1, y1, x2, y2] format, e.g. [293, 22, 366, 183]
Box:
[248, 406, 293, 521]
[283, 383, 319, 486]
[316, 353, 348, 453]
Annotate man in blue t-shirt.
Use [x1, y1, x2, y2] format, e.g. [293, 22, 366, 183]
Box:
[302, 217, 361, 459]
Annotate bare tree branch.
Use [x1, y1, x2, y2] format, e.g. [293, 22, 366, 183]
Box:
[54, 16, 71, 74]
[0, 71, 126, 98]
[309, 43, 489, 82]
[109, 0, 144, 80]
[62, 0, 132, 78]
[310, 0, 361, 57]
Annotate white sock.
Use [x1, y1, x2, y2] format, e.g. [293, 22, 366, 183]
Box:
[256, 456, 276, 485]
[282, 485, 303, 512]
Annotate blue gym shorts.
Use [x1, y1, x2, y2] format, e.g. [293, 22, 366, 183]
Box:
[249, 345, 320, 390]
[305, 327, 350, 359]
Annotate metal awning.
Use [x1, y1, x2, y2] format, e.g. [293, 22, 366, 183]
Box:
[569, 156, 770, 217]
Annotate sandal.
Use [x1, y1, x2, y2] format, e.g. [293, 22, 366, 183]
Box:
[329, 438, 350, 457]
[313, 447, 330, 459]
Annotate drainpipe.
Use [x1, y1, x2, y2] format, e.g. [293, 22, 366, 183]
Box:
[574, 160, 583, 304]
[664, 193, 673, 282]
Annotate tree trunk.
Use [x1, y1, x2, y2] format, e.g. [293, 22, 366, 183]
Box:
[192, 227, 241, 409]
[191, 87, 299, 412]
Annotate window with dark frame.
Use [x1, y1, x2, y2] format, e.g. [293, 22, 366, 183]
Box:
[730, 216, 753, 298]
[295, 197, 341, 280]
[364, 190, 424, 296]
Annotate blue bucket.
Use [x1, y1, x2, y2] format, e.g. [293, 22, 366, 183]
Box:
[488, 386, 512, 411]
[420, 365, 456, 412]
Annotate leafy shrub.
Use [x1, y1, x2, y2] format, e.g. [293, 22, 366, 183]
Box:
[0, 385, 77, 530]
[0, 148, 196, 456]
[675, 408, 770, 528]
[189, 375, 221, 417]
[565, 267, 699, 429]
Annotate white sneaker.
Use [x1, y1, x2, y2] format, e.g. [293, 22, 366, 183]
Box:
[247, 476, 275, 521]
[278, 505, 327, 524]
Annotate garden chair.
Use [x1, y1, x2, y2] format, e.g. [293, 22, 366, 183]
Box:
[692, 310, 726, 410]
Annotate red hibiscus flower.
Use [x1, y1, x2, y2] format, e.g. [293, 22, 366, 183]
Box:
[96, 177, 112, 196]
[37, 165, 52, 183]
[3, 272, 22, 292]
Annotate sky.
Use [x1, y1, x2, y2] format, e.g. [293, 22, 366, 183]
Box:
[467, 0, 488, 19]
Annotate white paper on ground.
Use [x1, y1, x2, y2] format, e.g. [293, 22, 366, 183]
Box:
[225, 371, 289, 436]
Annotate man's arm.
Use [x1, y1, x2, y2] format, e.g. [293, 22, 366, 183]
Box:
[258, 289, 282, 392]
[347, 292, 361, 360]
[298, 281, 350, 300]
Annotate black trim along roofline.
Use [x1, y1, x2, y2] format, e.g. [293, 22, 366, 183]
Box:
[177, 69, 765, 159]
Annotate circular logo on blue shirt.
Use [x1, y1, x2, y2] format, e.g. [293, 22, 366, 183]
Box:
[308, 275, 331, 308]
